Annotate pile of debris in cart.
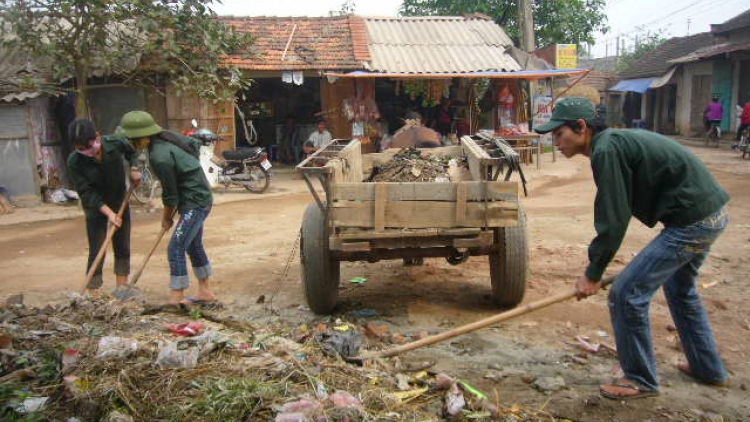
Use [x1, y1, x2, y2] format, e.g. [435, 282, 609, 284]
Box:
[366, 148, 468, 183]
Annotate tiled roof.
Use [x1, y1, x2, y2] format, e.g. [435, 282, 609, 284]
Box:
[619, 32, 715, 79]
[362, 16, 520, 74]
[711, 9, 750, 34]
[670, 42, 750, 64]
[220, 16, 365, 70]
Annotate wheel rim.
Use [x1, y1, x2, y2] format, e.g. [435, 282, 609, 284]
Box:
[245, 166, 268, 192]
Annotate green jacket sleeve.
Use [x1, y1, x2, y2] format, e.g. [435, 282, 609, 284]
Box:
[67, 156, 105, 211]
[120, 137, 138, 167]
[150, 153, 180, 208]
[586, 146, 633, 281]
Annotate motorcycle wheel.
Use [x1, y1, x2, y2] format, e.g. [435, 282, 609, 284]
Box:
[243, 164, 270, 194]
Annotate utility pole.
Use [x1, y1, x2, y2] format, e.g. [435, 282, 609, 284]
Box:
[518, 0, 535, 51]
[687, 18, 691, 35]
[615, 35, 620, 64]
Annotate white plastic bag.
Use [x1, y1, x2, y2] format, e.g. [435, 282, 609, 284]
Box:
[96, 337, 138, 360]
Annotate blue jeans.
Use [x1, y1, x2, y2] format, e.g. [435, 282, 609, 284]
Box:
[609, 207, 728, 391]
[168, 206, 212, 290]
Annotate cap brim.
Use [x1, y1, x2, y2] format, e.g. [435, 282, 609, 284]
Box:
[533, 120, 565, 134]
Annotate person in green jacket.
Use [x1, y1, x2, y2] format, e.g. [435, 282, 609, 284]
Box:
[534, 98, 730, 400]
[119, 111, 217, 306]
[67, 119, 142, 295]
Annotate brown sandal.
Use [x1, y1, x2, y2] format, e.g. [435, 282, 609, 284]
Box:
[600, 379, 659, 400]
[676, 362, 728, 387]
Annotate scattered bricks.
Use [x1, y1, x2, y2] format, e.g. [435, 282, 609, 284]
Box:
[390, 333, 406, 344]
[364, 323, 389, 340]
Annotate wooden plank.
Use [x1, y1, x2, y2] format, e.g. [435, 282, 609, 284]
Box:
[461, 137, 488, 182]
[339, 241, 371, 252]
[453, 232, 493, 248]
[455, 182, 467, 223]
[338, 139, 363, 183]
[374, 184, 386, 231]
[335, 228, 482, 240]
[333, 181, 518, 202]
[331, 201, 518, 229]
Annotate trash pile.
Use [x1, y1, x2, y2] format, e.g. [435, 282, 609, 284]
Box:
[367, 148, 466, 183]
[1, 294, 570, 421]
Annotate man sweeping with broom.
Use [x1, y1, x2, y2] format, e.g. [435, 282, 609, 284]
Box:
[67, 119, 142, 295]
[533, 97, 730, 399]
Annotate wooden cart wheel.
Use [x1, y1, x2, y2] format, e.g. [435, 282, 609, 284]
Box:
[301, 202, 340, 314]
[488, 206, 527, 308]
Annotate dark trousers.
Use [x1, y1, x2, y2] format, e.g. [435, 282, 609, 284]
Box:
[85, 210, 131, 289]
[737, 124, 749, 141]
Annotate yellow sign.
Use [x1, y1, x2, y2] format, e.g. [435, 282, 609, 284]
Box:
[556, 44, 578, 69]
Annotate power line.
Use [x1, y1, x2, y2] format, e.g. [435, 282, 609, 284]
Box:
[597, 0, 724, 43]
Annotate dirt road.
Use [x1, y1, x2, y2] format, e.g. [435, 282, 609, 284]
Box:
[1, 141, 748, 421]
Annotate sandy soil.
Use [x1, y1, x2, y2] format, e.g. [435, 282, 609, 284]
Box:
[1, 142, 748, 421]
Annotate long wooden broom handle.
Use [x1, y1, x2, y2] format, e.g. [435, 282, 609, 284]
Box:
[80, 186, 134, 292]
[363, 276, 616, 360]
[127, 208, 177, 287]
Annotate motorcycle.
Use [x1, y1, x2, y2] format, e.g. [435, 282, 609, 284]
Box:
[185, 122, 272, 194]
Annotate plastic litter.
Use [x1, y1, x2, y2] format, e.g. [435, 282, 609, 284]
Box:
[315, 329, 363, 358]
[445, 383, 466, 417]
[329, 391, 363, 409]
[167, 322, 203, 337]
[348, 276, 367, 285]
[62, 348, 82, 370]
[348, 308, 377, 318]
[96, 337, 138, 359]
[15, 397, 48, 414]
[156, 341, 199, 369]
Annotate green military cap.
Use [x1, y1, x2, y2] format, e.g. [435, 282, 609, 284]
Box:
[533, 97, 595, 134]
[120, 111, 162, 139]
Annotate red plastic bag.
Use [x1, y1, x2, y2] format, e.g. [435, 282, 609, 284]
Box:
[167, 322, 203, 337]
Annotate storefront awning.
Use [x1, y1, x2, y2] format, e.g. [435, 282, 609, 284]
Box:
[608, 77, 656, 93]
[324, 69, 589, 80]
[649, 67, 676, 89]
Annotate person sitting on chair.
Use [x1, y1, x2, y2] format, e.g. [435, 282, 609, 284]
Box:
[303, 120, 332, 156]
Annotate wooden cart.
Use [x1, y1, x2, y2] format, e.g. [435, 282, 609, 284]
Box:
[296, 136, 527, 314]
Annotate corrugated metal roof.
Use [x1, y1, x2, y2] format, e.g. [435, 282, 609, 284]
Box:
[363, 16, 520, 74]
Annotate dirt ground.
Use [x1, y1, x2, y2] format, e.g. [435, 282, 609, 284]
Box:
[1, 140, 749, 421]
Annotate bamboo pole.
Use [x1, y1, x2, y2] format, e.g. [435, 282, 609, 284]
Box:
[361, 276, 615, 360]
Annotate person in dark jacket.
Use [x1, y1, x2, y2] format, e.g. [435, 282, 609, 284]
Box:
[66, 119, 141, 295]
[119, 111, 217, 306]
[535, 98, 730, 400]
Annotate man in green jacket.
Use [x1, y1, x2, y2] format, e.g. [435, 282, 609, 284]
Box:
[120, 111, 217, 306]
[67, 119, 142, 294]
[534, 98, 729, 399]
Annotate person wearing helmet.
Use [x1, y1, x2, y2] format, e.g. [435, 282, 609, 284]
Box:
[66, 119, 142, 295]
[119, 111, 217, 306]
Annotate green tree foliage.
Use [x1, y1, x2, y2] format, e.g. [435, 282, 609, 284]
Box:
[617, 27, 668, 72]
[399, 0, 608, 47]
[1, 0, 254, 117]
